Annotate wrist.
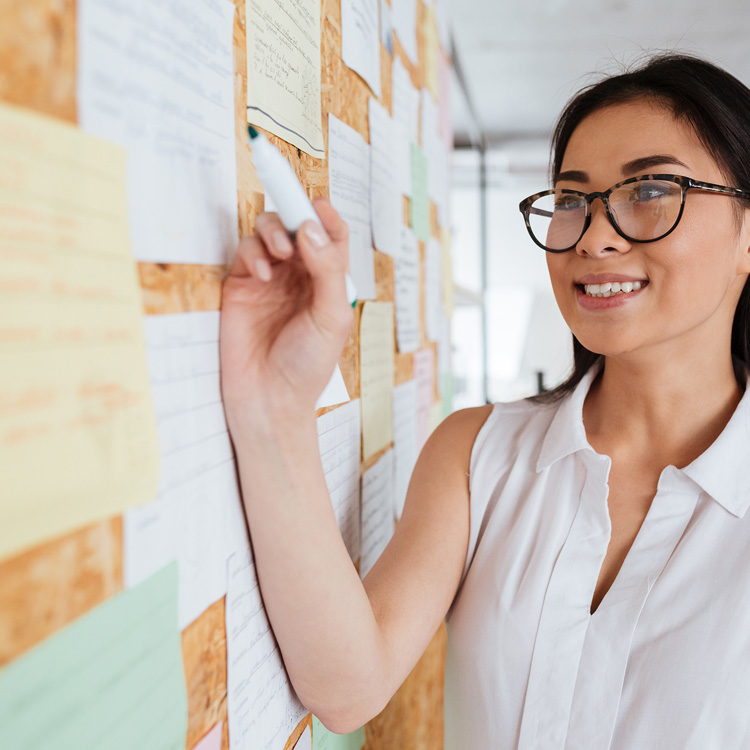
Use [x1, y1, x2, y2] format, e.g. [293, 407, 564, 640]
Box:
[224, 397, 318, 443]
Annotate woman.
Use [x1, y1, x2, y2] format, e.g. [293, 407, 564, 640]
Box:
[220, 53, 750, 748]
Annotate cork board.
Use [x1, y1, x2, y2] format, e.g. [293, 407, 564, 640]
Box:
[0, 0, 452, 748]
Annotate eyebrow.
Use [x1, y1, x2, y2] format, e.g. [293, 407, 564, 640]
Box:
[554, 154, 691, 184]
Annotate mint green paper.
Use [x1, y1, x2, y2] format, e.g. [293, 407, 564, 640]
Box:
[0, 563, 187, 750]
[312, 715, 365, 750]
[410, 144, 430, 242]
[442, 371, 454, 417]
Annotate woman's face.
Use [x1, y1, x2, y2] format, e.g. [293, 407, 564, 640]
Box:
[546, 99, 750, 361]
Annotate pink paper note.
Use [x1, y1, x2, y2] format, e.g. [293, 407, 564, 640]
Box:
[193, 721, 222, 750]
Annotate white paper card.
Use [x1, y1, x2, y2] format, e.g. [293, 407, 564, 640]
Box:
[395, 226, 420, 353]
[360, 450, 395, 579]
[392, 380, 418, 520]
[369, 98, 401, 258]
[342, 0, 382, 97]
[392, 0, 418, 65]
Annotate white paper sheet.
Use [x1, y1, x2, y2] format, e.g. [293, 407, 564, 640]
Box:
[380, 0, 393, 55]
[226, 549, 307, 750]
[360, 450, 395, 579]
[317, 400, 362, 562]
[342, 0, 382, 97]
[392, 0, 418, 65]
[328, 114, 375, 299]
[124, 312, 250, 629]
[77, 0, 239, 265]
[247, 0, 325, 158]
[425, 237, 443, 342]
[392, 380, 418, 520]
[395, 226, 420, 353]
[413, 348, 435, 452]
[294, 724, 312, 749]
[368, 98, 401, 257]
[392, 57, 419, 196]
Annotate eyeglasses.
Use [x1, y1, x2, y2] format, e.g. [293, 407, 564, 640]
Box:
[518, 173, 750, 253]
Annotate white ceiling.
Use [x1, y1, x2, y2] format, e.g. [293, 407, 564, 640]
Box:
[447, 0, 750, 149]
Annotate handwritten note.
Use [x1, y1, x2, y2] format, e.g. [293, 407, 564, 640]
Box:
[0, 564, 187, 749]
[329, 114, 375, 299]
[392, 380, 418, 520]
[392, 57, 419, 196]
[124, 312, 249, 628]
[0, 101, 160, 561]
[317, 399, 362, 562]
[392, 0, 418, 65]
[247, 0, 325, 157]
[360, 450, 395, 579]
[425, 237, 443, 342]
[410, 144, 430, 242]
[360, 302, 395, 460]
[369, 98, 401, 257]
[78, 0, 239, 264]
[413, 348, 435, 452]
[395, 226, 420, 353]
[342, 0, 381, 97]
[226, 549, 307, 750]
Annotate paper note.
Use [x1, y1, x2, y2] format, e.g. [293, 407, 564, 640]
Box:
[124, 312, 249, 629]
[420, 88, 449, 228]
[395, 226, 420, 353]
[317, 400, 362, 562]
[392, 57, 419, 196]
[420, 88, 439, 152]
[424, 4, 440, 98]
[360, 302, 395, 460]
[0, 564, 186, 749]
[226, 549, 307, 750]
[428, 401, 443, 436]
[194, 721, 223, 750]
[380, 0, 393, 56]
[410, 144, 430, 242]
[392, 380, 418, 520]
[295, 724, 313, 749]
[438, 54, 453, 149]
[312, 715, 365, 750]
[247, 0, 325, 157]
[369, 98, 401, 257]
[0, 101, 160, 561]
[425, 237, 443, 342]
[329, 115, 375, 299]
[392, 0, 418, 65]
[440, 225, 455, 317]
[342, 0, 382, 98]
[413, 348, 435, 452]
[78, 0, 239, 264]
[360, 450, 395, 579]
[317, 364, 351, 410]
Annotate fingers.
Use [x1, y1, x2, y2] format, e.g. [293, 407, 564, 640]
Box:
[253, 212, 295, 261]
[312, 197, 349, 245]
[228, 235, 274, 280]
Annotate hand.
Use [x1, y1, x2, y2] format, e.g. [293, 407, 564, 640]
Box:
[220, 198, 354, 423]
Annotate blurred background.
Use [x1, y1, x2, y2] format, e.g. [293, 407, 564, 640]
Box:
[446, 0, 750, 407]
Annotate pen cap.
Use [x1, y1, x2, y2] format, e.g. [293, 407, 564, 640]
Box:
[249, 132, 322, 234]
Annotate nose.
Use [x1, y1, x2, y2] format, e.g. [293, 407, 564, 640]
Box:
[575, 197, 631, 258]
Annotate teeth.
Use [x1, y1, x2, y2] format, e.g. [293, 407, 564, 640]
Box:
[583, 281, 646, 297]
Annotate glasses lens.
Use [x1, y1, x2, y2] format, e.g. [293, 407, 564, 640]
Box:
[527, 192, 586, 250]
[609, 179, 682, 240]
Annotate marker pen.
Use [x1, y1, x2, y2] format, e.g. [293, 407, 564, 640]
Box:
[247, 125, 358, 308]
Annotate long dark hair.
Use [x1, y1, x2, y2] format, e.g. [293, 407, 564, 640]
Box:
[531, 52, 750, 404]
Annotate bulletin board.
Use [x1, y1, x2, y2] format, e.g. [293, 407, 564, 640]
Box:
[0, 0, 454, 748]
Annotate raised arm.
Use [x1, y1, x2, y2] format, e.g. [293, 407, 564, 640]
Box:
[220, 200, 492, 732]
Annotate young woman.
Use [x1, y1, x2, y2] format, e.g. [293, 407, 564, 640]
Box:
[220, 53, 750, 748]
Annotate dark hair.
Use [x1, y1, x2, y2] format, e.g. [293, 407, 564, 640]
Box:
[531, 52, 750, 404]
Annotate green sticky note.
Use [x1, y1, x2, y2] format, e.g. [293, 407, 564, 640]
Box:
[0, 563, 187, 750]
[312, 715, 365, 750]
[410, 144, 430, 242]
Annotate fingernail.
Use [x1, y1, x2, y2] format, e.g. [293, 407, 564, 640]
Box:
[255, 258, 272, 281]
[273, 230, 293, 257]
[304, 221, 328, 249]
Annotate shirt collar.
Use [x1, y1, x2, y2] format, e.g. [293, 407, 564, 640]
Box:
[536, 360, 750, 518]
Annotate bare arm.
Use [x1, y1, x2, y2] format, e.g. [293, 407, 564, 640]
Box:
[220, 201, 492, 732]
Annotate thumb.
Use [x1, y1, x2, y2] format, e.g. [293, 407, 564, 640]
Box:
[296, 219, 353, 340]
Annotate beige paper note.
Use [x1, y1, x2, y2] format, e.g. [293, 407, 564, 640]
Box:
[359, 301, 395, 460]
[0, 102, 160, 560]
[247, 0, 325, 158]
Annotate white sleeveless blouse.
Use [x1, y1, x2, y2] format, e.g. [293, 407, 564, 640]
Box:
[444, 363, 750, 749]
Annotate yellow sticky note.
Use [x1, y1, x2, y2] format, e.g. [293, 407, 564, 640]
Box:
[360, 302, 395, 460]
[0, 102, 160, 560]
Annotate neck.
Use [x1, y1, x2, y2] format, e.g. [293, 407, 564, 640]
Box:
[583, 343, 744, 469]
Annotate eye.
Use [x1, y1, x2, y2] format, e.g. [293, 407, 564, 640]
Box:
[630, 182, 671, 202]
[554, 194, 582, 211]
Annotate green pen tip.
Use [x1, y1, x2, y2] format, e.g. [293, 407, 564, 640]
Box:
[248, 125, 259, 139]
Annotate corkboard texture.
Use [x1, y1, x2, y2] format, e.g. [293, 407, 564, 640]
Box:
[0, 0, 452, 747]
